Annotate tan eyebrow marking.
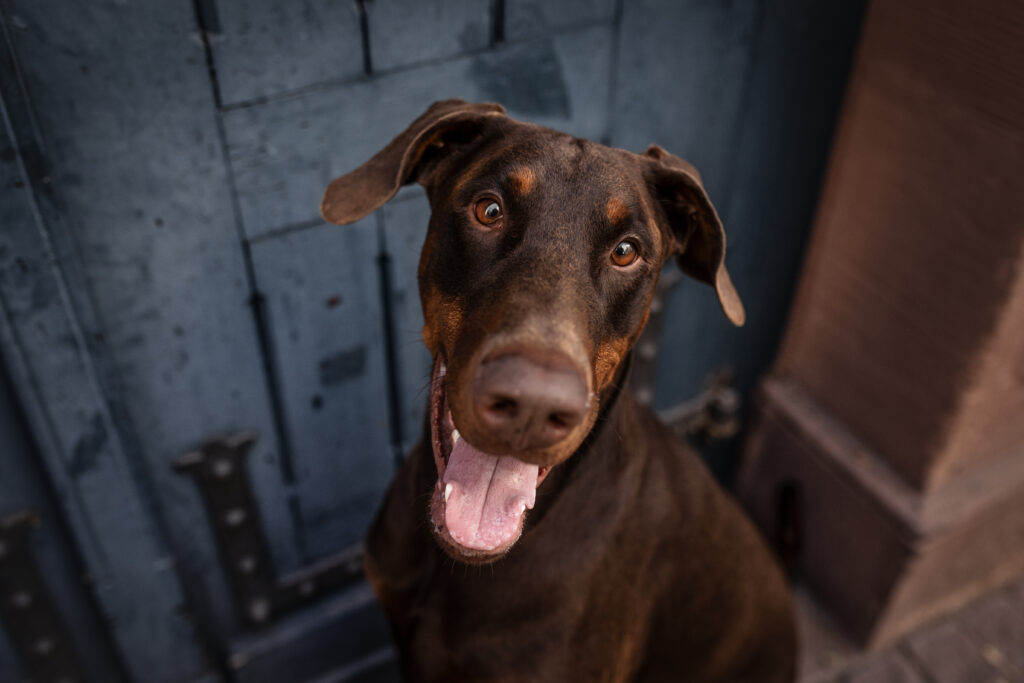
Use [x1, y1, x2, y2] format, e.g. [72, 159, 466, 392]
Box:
[509, 166, 536, 195]
[606, 196, 629, 224]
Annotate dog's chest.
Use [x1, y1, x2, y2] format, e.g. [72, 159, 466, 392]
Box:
[406, 553, 656, 682]
[401, 481, 667, 681]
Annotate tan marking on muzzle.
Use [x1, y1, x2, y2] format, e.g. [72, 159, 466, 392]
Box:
[594, 337, 631, 391]
[421, 285, 465, 355]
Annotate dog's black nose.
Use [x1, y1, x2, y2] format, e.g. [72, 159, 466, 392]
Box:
[473, 352, 588, 451]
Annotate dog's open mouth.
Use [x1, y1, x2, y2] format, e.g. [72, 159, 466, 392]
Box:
[429, 359, 551, 560]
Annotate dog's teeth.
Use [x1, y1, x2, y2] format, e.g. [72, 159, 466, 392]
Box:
[452, 429, 460, 444]
[444, 483, 453, 502]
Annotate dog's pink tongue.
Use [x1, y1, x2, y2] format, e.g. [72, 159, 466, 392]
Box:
[443, 438, 538, 551]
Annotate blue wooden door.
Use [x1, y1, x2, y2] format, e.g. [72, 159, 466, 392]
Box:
[0, 1, 864, 680]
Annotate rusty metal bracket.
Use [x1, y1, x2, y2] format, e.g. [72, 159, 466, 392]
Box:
[659, 372, 741, 441]
[631, 271, 741, 441]
[0, 511, 88, 683]
[175, 433, 363, 629]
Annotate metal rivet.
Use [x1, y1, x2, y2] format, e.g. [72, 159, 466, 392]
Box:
[34, 638, 54, 655]
[649, 297, 663, 315]
[11, 590, 32, 608]
[237, 555, 257, 574]
[638, 341, 657, 361]
[211, 458, 233, 478]
[223, 508, 247, 527]
[248, 597, 270, 623]
[635, 388, 652, 405]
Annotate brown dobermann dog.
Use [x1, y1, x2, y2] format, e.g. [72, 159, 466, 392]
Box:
[321, 100, 796, 682]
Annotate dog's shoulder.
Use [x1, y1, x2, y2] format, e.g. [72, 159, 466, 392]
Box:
[618, 395, 722, 520]
[619, 398, 796, 681]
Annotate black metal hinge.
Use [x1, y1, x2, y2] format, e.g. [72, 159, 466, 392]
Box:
[0, 511, 88, 683]
[174, 433, 364, 630]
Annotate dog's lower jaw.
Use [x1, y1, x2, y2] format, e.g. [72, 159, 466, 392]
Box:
[428, 483, 521, 564]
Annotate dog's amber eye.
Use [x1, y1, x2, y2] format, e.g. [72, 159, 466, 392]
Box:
[473, 197, 503, 226]
[611, 240, 638, 267]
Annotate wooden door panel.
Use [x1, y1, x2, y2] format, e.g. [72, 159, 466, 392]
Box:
[250, 220, 394, 559]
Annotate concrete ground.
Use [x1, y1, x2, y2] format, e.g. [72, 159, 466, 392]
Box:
[797, 576, 1024, 683]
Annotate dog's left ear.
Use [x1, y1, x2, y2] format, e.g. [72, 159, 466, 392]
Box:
[321, 99, 506, 225]
[641, 145, 745, 326]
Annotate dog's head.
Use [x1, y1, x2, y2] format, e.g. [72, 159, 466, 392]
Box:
[322, 100, 743, 563]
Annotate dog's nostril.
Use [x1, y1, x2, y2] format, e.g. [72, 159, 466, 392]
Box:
[488, 397, 518, 418]
[547, 412, 575, 429]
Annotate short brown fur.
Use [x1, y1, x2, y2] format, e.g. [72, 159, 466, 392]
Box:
[322, 100, 794, 682]
[594, 336, 630, 391]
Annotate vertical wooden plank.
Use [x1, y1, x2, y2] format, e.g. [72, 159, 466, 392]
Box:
[210, 0, 364, 107]
[2, 0, 303, 646]
[249, 220, 393, 559]
[380, 194, 433, 454]
[224, 24, 614, 240]
[366, 0, 491, 72]
[0, 368, 126, 682]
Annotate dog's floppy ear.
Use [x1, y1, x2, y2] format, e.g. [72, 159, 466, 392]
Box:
[641, 144, 745, 326]
[321, 99, 506, 225]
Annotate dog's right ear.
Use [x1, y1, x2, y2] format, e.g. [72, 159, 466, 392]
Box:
[640, 145, 746, 327]
[321, 99, 506, 225]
